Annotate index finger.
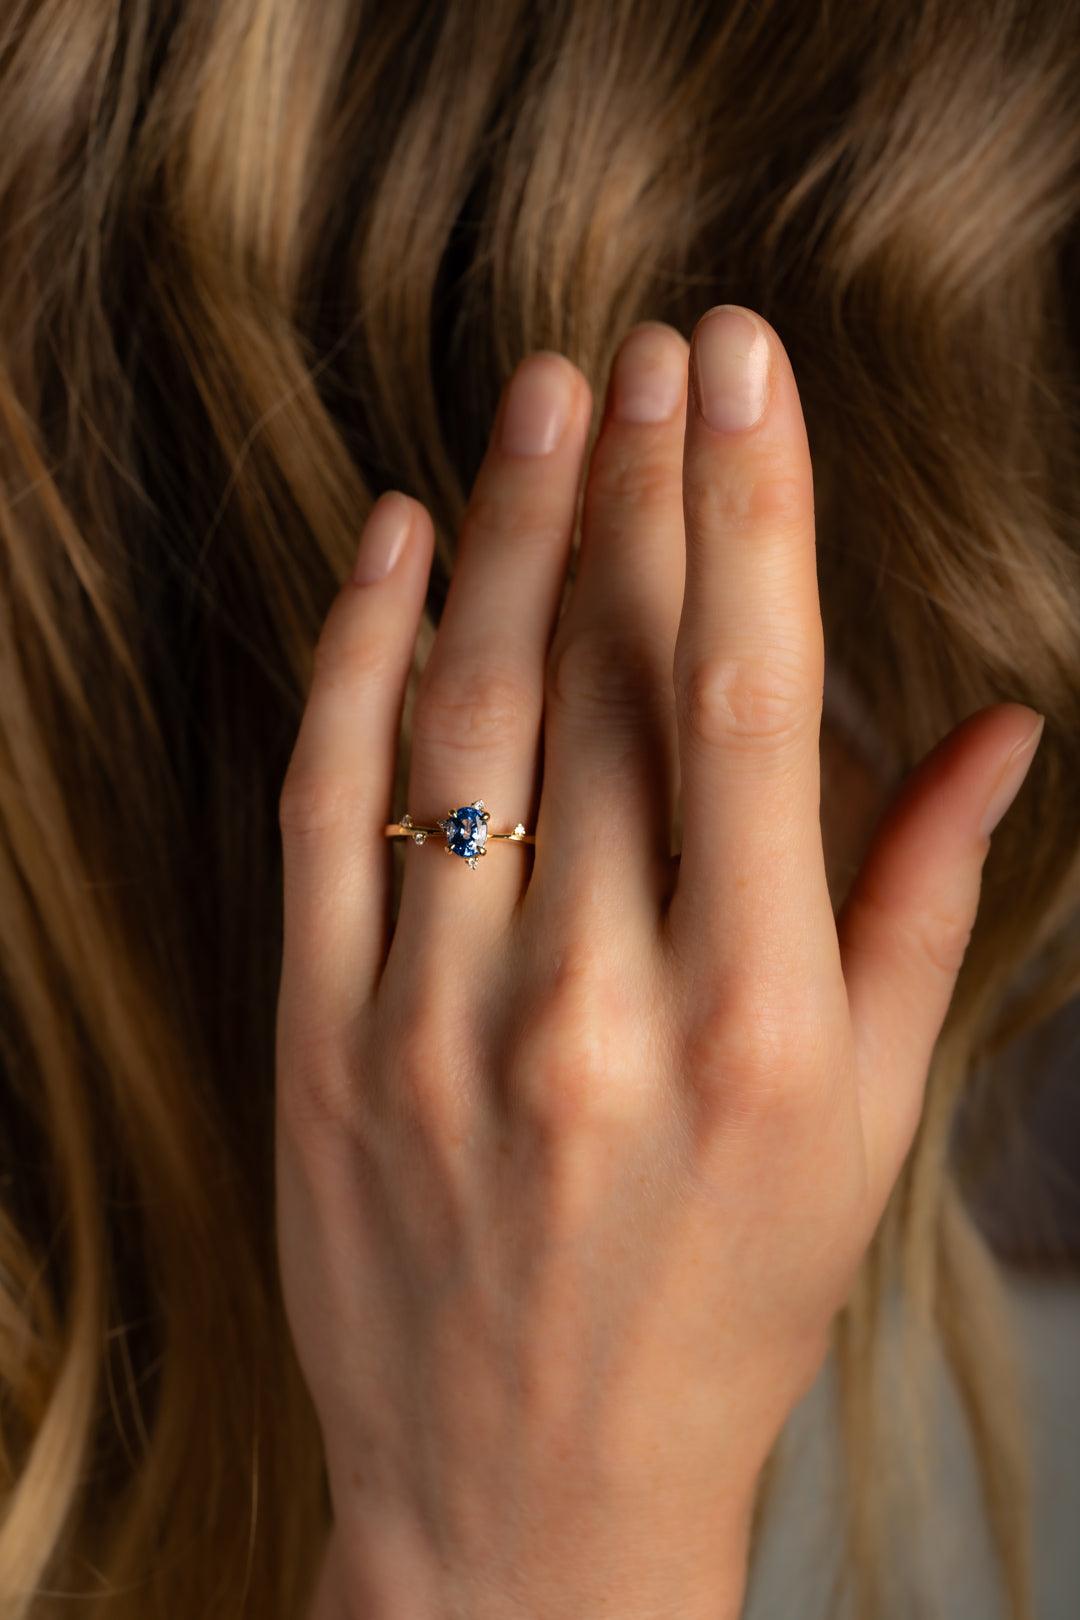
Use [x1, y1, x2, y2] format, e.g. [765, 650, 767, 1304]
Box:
[666, 306, 835, 988]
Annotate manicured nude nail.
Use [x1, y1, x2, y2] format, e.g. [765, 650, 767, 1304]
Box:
[353, 494, 412, 584]
[978, 713, 1045, 838]
[610, 326, 686, 423]
[693, 306, 770, 432]
[500, 354, 574, 456]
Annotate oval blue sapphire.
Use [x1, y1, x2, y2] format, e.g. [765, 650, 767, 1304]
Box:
[442, 803, 489, 860]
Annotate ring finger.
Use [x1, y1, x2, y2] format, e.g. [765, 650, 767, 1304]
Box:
[389, 351, 593, 964]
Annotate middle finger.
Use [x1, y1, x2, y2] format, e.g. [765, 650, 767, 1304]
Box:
[529, 322, 690, 926]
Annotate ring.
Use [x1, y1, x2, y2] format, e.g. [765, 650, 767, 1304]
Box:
[383, 799, 535, 871]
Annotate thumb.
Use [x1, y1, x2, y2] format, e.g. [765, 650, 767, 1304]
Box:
[836, 702, 1045, 1204]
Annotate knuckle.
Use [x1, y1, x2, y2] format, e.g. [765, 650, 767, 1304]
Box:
[379, 1007, 466, 1138]
[684, 978, 819, 1123]
[412, 657, 534, 753]
[278, 768, 353, 839]
[518, 1043, 608, 1135]
[393, 1017, 443, 1097]
[585, 433, 679, 515]
[394, 1048, 458, 1138]
[310, 614, 391, 695]
[684, 454, 812, 538]
[546, 624, 670, 723]
[843, 887, 976, 985]
[902, 903, 975, 981]
[693, 1010, 819, 1127]
[461, 481, 569, 551]
[686, 981, 785, 1085]
[510, 945, 633, 1132]
[676, 650, 812, 752]
[744, 469, 813, 531]
[279, 1045, 357, 1138]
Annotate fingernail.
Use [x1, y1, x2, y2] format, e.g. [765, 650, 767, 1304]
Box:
[353, 494, 412, 584]
[978, 713, 1045, 838]
[692, 306, 770, 432]
[610, 326, 686, 423]
[499, 354, 574, 456]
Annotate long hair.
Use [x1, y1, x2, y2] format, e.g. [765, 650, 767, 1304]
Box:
[1, 1, 1078, 1615]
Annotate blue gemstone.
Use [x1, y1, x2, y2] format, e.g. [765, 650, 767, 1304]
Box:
[443, 804, 489, 859]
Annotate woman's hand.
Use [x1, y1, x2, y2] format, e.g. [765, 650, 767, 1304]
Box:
[276, 307, 1043, 1620]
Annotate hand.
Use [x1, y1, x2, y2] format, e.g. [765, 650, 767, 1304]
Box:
[277, 307, 1044, 1620]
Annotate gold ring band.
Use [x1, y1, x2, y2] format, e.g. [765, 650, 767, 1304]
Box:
[383, 799, 534, 870]
[382, 820, 536, 842]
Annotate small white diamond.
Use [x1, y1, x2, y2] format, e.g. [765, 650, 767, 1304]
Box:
[513, 823, 526, 839]
[413, 830, 427, 844]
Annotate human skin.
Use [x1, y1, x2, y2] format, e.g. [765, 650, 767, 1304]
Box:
[277, 306, 1045, 1619]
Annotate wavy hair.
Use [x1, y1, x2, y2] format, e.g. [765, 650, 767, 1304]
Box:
[1, 1, 1078, 1615]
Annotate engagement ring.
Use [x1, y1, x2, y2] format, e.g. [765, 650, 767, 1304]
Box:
[383, 799, 535, 871]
